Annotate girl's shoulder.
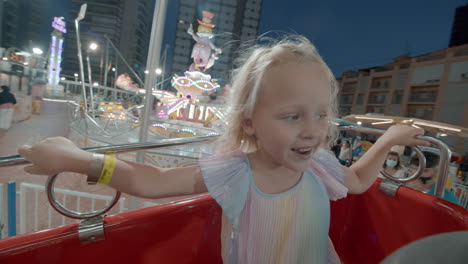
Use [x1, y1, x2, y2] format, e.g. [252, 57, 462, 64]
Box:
[199, 151, 251, 226]
[310, 148, 348, 200]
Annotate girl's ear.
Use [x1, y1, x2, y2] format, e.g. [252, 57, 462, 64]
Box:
[243, 119, 255, 136]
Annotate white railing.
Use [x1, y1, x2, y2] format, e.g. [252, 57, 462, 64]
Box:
[0, 183, 4, 239]
[18, 182, 127, 235]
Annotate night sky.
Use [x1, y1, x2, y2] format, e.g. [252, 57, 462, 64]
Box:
[257, 0, 464, 75]
[45, 0, 464, 77]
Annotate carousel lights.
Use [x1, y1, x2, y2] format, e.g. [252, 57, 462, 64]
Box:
[207, 132, 220, 136]
[355, 116, 393, 121]
[152, 123, 168, 129]
[171, 76, 219, 91]
[412, 121, 462, 132]
[371, 120, 394, 125]
[177, 128, 196, 134]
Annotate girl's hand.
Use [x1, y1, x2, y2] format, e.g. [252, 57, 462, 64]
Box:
[378, 124, 429, 148]
[18, 137, 92, 176]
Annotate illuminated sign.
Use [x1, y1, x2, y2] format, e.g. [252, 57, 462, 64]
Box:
[52, 17, 66, 34]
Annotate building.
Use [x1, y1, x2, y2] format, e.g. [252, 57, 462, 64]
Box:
[337, 44, 468, 152]
[62, 0, 155, 86]
[449, 3, 468, 47]
[170, 0, 263, 87]
[0, 0, 48, 51]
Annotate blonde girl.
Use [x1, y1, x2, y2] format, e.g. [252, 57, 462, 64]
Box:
[18, 36, 428, 263]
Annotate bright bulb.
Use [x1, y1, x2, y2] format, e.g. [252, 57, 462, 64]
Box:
[89, 43, 98, 50]
[155, 68, 162, 75]
[74, 73, 79, 77]
[32, 48, 43, 55]
[112, 67, 116, 72]
[144, 70, 149, 74]
[93, 82, 99, 86]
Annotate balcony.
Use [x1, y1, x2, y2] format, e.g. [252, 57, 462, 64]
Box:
[408, 92, 437, 103]
[371, 79, 391, 89]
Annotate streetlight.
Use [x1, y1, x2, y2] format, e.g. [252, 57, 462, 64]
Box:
[74, 73, 79, 82]
[155, 68, 162, 75]
[32, 48, 43, 55]
[75, 3, 89, 115]
[112, 67, 117, 89]
[144, 70, 149, 74]
[86, 42, 98, 116]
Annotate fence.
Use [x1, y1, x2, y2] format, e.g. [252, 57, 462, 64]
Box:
[1, 182, 129, 238]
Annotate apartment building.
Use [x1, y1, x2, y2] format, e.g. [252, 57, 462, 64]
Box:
[337, 44, 468, 152]
[62, 0, 155, 85]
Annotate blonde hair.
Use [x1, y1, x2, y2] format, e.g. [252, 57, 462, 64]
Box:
[220, 35, 339, 153]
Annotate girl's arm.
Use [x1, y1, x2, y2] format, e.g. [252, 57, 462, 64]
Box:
[342, 125, 428, 194]
[18, 137, 207, 199]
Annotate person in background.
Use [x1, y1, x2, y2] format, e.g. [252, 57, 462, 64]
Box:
[352, 137, 363, 162]
[0, 85, 17, 130]
[338, 140, 352, 166]
[331, 138, 341, 158]
[406, 151, 460, 205]
[378, 151, 405, 179]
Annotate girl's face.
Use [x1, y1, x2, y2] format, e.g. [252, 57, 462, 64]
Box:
[387, 154, 398, 162]
[244, 62, 331, 172]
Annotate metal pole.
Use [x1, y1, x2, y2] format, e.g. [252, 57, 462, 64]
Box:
[137, 0, 167, 148]
[134, 0, 168, 210]
[7, 181, 16, 237]
[104, 35, 144, 87]
[86, 54, 95, 117]
[104, 40, 109, 87]
[75, 19, 88, 113]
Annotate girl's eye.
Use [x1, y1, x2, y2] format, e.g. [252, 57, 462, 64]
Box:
[316, 113, 328, 120]
[286, 114, 299, 121]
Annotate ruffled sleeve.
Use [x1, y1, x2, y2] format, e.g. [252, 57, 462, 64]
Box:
[199, 151, 250, 227]
[310, 148, 348, 201]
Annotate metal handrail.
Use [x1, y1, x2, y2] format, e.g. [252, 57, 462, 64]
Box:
[340, 125, 452, 197]
[0, 135, 219, 168]
[0, 125, 453, 200]
[0, 136, 218, 220]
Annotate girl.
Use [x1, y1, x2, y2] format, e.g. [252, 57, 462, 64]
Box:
[18, 36, 428, 263]
[338, 140, 352, 166]
[378, 151, 405, 179]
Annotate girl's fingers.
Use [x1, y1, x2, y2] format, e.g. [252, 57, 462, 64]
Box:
[17, 145, 32, 160]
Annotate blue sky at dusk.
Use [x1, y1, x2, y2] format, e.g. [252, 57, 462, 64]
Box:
[257, 0, 464, 75]
[44, 0, 465, 76]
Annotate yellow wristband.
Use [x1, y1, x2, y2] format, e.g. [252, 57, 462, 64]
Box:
[98, 155, 116, 184]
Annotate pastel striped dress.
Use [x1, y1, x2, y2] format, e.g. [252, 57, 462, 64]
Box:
[200, 149, 348, 264]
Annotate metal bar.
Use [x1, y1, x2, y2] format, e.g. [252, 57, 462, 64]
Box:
[0, 136, 218, 168]
[104, 41, 109, 86]
[86, 55, 95, 117]
[0, 183, 4, 239]
[19, 183, 25, 234]
[104, 35, 144, 87]
[34, 190, 38, 231]
[74, 19, 88, 114]
[7, 181, 16, 237]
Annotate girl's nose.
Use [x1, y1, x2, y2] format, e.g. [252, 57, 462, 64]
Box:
[300, 120, 320, 139]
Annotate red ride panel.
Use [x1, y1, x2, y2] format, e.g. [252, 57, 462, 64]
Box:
[330, 179, 468, 264]
[0, 180, 466, 264]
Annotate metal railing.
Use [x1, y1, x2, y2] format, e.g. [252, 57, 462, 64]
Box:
[0, 125, 457, 234]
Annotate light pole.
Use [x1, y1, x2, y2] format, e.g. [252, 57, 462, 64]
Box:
[112, 67, 117, 89]
[74, 73, 79, 82]
[86, 42, 98, 117]
[75, 3, 89, 115]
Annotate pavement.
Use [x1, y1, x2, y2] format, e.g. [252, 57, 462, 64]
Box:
[0, 101, 70, 184]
